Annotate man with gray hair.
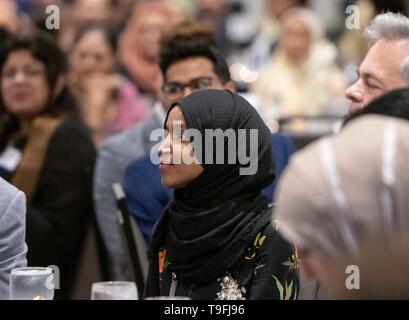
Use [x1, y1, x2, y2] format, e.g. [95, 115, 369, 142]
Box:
[346, 12, 409, 113]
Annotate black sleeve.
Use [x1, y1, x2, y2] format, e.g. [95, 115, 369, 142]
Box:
[143, 255, 158, 299]
[248, 223, 300, 300]
[26, 119, 96, 273]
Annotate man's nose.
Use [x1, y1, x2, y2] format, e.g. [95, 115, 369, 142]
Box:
[345, 82, 363, 103]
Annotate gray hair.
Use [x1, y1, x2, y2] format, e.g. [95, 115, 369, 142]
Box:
[364, 12, 409, 83]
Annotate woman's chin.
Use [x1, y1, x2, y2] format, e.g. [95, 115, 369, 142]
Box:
[161, 176, 188, 189]
[161, 175, 176, 189]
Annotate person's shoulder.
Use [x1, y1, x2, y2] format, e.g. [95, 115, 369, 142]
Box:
[259, 213, 279, 239]
[55, 116, 94, 144]
[0, 178, 19, 201]
[0, 178, 24, 216]
[124, 154, 159, 187]
[100, 122, 144, 155]
[256, 208, 285, 247]
[127, 154, 153, 171]
[46, 116, 95, 163]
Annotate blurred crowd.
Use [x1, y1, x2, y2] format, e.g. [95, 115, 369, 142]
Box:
[0, 0, 407, 126]
[0, 0, 409, 300]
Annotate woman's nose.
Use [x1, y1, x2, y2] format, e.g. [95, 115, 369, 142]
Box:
[13, 70, 28, 83]
[158, 135, 171, 157]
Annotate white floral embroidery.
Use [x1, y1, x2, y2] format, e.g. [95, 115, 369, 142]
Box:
[216, 273, 246, 300]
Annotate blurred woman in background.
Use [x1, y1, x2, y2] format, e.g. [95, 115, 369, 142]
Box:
[0, 0, 18, 33]
[118, 1, 180, 96]
[0, 32, 95, 299]
[252, 8, 346, 122]
[69, 24, 150, 144]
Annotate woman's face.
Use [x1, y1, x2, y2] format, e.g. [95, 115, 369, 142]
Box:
[70, 30, 115, 85]
[159, 106, 204, 189]
[136, 13, 168, 61]
[75, 0, 111, 25]
[282, 18, 312, 62]
[1, 50, 50, 119]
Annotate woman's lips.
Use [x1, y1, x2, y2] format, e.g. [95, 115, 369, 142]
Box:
[159, 163, 174, 172]
[12, 91, 32, 100]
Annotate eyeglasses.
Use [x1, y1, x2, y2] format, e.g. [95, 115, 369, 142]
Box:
[162, 76, 218, 98]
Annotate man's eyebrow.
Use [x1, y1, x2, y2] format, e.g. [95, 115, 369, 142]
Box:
[167, 76, 213, 85]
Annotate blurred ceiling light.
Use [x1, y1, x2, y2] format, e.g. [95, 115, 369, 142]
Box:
[229, 63, 259, 83]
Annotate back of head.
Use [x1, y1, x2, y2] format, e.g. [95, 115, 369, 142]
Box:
[275, 115, 409, 258]
[159, 20, 231, 83]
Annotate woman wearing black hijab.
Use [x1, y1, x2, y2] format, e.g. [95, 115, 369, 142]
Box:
[144, 89, 299, 300]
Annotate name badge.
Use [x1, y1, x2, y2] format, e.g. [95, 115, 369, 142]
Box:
[0, 145, 22, 172]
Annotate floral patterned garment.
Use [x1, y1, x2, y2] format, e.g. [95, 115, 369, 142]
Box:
[153, 222, 299, 300]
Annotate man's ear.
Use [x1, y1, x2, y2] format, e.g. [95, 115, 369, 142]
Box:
[298, 249, 329, 281]
[298, 249, 316, 279]
[53, 74, 66, 98]
[223, 80, 236, 92]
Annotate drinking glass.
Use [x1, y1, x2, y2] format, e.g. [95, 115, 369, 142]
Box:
[10, 267, 54, 300]
[91, 281, 138, 300]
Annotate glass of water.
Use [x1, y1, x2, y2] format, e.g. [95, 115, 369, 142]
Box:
[91, 281, 138, 300]
[10, 267, 54, 300]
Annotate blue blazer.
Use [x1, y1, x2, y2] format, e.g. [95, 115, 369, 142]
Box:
[261, 133, 296, 201]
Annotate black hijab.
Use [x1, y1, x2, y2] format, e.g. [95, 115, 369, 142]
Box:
[149, 89, 275, 286]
